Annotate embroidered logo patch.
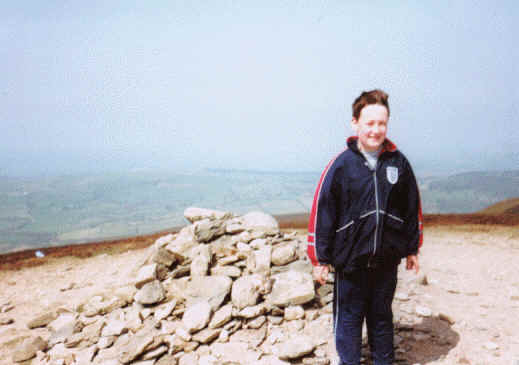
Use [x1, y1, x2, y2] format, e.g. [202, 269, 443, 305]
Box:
[386, 166, 398, 184]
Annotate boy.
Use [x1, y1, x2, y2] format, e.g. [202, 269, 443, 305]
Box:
[307, 89, 422, 365]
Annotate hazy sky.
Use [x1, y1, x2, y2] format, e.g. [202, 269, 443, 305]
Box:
[2, 1, 518, 177]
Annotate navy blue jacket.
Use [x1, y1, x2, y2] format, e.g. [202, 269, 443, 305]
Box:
[307, 137, 423, 272]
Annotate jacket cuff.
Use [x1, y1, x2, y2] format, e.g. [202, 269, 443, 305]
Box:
[407, 246, 419, 256]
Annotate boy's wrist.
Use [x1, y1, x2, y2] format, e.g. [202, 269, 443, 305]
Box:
[321, 264, 334, 272]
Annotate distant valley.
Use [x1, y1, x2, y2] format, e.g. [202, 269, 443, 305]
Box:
[0, 169, 517, 253]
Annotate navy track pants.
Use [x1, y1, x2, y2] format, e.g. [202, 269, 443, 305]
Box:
[333, 264, 398, 365]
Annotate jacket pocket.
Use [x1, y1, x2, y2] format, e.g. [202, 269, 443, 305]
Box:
[332, 219, 358, 269]
[335, 219, 354, 233]
[381, 210, 404, 224]
[381, 213, 408, 258]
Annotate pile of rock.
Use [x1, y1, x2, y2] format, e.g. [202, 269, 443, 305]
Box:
[15, 208, 336, 365]
[11, 207, 453, 365]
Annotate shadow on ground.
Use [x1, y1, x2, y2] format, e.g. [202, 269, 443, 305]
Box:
[392, 316, 460, 364]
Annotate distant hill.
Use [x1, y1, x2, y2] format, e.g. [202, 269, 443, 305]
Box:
[420, 170, 519, 213]
[423, 197, 519, 227]
[478, 198, 519, 215]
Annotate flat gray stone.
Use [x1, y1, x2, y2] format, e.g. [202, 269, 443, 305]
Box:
[48, 313, 82, 347]
[27, 311, 57, 329]
[81, 318, 105, 344]
[249, 246, 271, 275]
[0, 317, 14, 325]
[165, 226, 198, 261]
[210, 342, 261, 363]
[156, 354, 178, 365]
[12, 336, 47, 362]
[246, 315, 266, 329]
[438, 312, 455, 324]
[210, 265, 242, 277]
[237, 303, 268, 319]
[225, 218, 246, 234]
[184, 207, 232, 223]
[209, 304, 233, 329]
[268, 270, 315, 307]
[284, 305, 304, 320]
[154, 300, 177, 321]
[136, 264, 159, 289]
[231, 274, 263, 309]
[303, 315, 332, 346]
[74, 345, 99, 364]
[102, 318, 128, 337]
[190, 244, 212, 276]
[168, 275, 232, 312]
[142, 344, 168, 360]
[151, 246, 177, 267]
[229, 326, 267, 347]
[118, 328, 156, 364]
[182, 300, 212, 333]
[98, 335, 116, 349]
[271, 244, 297, 266]
[64, 332, 84, 348]
[194, 218, 226, 243]
[192, 328, 221, 344]
[241, 211, 279, 234]
[154, 233, 175, 247]
[274, 335, 315, 360]
[134, 280, 165, 305]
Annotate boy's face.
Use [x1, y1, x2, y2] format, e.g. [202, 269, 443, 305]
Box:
[351, 104, 388, 152]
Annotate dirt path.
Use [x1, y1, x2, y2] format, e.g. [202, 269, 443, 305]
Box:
[0, 225, 518, 364]
[395, 225, 519, 364]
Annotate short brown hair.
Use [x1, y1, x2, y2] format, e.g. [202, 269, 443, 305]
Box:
[352, 89, 389, 120]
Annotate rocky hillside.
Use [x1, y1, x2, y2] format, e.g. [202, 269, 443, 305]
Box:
[2, 207, 516, 364]
[478, 197, 519, 215]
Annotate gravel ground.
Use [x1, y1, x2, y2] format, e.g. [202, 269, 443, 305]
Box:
[0, 224, 518, 365]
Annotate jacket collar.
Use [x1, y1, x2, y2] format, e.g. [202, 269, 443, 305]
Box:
[346, 136, 398, 156]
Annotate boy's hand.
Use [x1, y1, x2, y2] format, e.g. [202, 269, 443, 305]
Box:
[406, 255, 419, 274]
[313, 265, 330, 285]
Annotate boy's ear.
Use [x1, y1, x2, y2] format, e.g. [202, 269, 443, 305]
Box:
[351, 118, 358, 133]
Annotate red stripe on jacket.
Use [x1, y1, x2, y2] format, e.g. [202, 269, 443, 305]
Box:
[307, 148, 347, 266]
[418, 195, 424, 251]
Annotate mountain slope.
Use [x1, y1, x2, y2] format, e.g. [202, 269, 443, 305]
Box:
[478, 197, 519, 215]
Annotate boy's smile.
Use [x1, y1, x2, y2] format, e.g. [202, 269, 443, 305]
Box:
[351, 104, 389, 153]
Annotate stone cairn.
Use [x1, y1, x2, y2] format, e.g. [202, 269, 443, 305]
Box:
[11, 207, 443, 365]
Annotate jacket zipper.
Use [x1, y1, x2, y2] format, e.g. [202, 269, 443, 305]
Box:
[372, 162, 380, 257]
